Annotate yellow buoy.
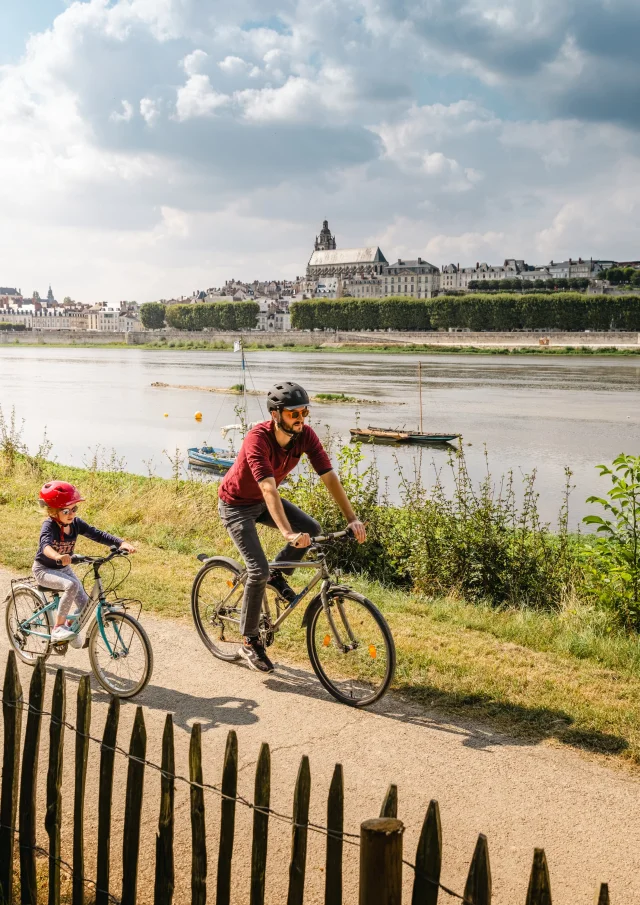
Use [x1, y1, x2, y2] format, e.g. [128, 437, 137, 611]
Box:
[163, 413, 169, 417]
[195, 411, 203, 421]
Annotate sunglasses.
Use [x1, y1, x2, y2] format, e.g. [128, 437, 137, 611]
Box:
[283, 408, 310, 419]
[60, 506, 79, 515]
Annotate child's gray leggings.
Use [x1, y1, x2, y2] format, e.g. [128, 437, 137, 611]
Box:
[32, 564, 89, 621]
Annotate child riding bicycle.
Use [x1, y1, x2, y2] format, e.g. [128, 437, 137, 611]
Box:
[34, 480, 136, 645]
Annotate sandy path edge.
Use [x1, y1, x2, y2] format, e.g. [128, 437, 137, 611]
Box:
[1, 565, 639, 905]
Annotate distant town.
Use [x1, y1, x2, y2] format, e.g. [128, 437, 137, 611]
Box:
[2, 220, 639, 334]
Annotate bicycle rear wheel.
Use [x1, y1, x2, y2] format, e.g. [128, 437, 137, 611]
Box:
[307, 589, 395, 707]
[4, 587, 52, 664]
[89, 612, 153, 698]
[191, 559, 245, 661]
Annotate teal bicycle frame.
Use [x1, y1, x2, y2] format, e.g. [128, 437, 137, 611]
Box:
[16, 555, 130, 657]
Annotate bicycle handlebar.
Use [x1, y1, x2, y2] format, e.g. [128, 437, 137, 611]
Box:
[71, 546, 129, 566]
[309, 528, 352, 544]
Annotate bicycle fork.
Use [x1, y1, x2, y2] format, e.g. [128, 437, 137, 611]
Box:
[320, 580, 359, 652]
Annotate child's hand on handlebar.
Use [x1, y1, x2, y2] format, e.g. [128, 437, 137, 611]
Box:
[59, 554, 72, 566]
[119, 541, 137, 554]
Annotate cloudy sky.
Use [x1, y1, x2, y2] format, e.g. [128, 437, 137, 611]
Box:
[1, 0, 639, 303]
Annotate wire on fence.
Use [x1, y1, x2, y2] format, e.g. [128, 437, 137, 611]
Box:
[2, 694, 473, 903]
[0, 821, 121, 905]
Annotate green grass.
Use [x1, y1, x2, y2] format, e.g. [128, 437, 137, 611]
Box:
[2, 458, 640, 765]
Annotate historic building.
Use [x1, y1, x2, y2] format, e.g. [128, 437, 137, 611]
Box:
[306, 220, 388, 280]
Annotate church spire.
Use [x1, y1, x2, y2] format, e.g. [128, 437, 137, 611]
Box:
[314, 219, 336, 251]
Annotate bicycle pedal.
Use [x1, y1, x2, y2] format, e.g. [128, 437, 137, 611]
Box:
[52, 642, 68, 655]
[82, 635, 90, 649]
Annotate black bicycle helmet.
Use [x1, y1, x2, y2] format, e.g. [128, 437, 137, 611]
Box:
[267, 382, 310, 411]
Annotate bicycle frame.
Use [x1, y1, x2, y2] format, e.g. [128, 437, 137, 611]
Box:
[14, 565, 130, 657]
[218, 545, 358, 650]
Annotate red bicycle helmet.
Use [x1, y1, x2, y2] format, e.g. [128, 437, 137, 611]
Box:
[39, 481, 85, 509]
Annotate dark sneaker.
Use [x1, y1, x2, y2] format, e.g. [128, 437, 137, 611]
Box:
[239, 637, 275, 673]
[268, 569, 297, 604]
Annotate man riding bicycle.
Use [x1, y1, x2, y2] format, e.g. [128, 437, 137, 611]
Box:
[218, 381, 366, 673]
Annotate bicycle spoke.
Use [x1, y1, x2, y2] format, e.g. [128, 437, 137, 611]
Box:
[308, 592, 395, 707]
[90, 613, 151, 697]
[192, 562, 245, 660]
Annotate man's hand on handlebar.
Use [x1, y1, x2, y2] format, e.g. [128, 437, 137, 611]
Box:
[119, 541, 137, 554]
[285, 531, 311, 549]
[348, 520, 366, 544]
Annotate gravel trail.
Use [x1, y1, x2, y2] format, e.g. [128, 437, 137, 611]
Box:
[1, 565, 638, 904]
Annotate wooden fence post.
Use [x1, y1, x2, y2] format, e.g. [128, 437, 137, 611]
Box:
[287, 756, 311, 905]
[96, 696, 120, 905]
[0, 651, 23, 905]
[525, 849, 551, 905]
[595, 884, 610, 905]
[45, 669, 66, 905]
[325, 764, 343, 905]
[412, 799, 442, 905]
[122, 707, 147, 905]
[380, 784, 398, 819]
[190, 723, 207, 905]
[359, 818, 404, 905]
[216, 730, 238, 905]
[250, 743, 270, 905]
[463, 835, 491, 905]
[73, 675, 91, 905]
[19, 658, 46, 905]
[154, 714, 175, 905]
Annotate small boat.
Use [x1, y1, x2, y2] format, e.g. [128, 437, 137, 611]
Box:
[349, 363, 461, 446]
[188, 446, 236, 471]
[350, 426, 460, 444]
[350, 427, 412, 442]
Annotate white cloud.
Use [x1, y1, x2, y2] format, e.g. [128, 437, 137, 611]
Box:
[140, 97, 160, 125]
[1, 0, 640, 302]
[175, 75, 229, 120]
[219, 55, 250, 75]
[109, 100, 134, 123]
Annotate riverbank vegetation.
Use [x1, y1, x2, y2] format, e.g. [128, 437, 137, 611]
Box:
[1, 409, 639, 764]
[291, 293, 640, 332]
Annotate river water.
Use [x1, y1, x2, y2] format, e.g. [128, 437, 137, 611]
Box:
[1, 347, 639, 527]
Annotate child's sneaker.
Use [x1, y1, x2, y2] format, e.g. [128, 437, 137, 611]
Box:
[69, 632, 83, 649]
[51, 625, 76, 643]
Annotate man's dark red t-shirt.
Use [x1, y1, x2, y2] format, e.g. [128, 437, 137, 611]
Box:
[219, 421, 333, 506]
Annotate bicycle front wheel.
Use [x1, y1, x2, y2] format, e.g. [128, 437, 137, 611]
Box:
[89, 612, 153, 698]
[307, 589, 396, 707]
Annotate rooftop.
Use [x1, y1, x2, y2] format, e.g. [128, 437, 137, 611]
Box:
[308, 247, 388, 267]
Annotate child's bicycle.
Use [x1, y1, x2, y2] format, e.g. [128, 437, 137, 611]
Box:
[4, 548, 153, 698]
[191, 529, 396, 707]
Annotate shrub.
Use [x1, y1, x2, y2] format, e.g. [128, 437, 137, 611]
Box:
[164, 302, 259, 331]
[582, 454, 640, 627]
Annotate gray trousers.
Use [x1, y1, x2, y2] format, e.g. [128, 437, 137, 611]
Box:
[32, 564, 89, 622]
[218, 498, 321, 638]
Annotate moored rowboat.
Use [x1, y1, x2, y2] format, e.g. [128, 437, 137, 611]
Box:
[188, 446, 236, 471]
[350, 426, 460, 444]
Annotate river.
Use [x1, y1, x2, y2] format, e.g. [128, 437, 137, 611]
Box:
[1, 347, 639, 527]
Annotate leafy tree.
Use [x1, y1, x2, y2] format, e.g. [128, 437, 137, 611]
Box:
[63, 296, 73, 305]
[140, 302, 166, 330]
[32, 291, 40, 300]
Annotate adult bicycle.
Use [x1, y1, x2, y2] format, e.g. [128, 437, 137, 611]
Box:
[191, 529, 395, 707]
[4, 548, 153, 698]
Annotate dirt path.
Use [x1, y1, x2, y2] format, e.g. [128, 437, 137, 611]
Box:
[2, 565, 639, 904]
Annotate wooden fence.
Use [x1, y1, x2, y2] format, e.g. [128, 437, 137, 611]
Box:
[0, 651, 611, 905]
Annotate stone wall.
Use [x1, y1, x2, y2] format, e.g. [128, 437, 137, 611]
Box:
[1, 329, 638, 348]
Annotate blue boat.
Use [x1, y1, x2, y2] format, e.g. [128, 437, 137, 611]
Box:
[188, 446, 236, 471]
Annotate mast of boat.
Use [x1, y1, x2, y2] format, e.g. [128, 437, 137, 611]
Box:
[241, 338, 247, 425]
[418, 361, 423, 433]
